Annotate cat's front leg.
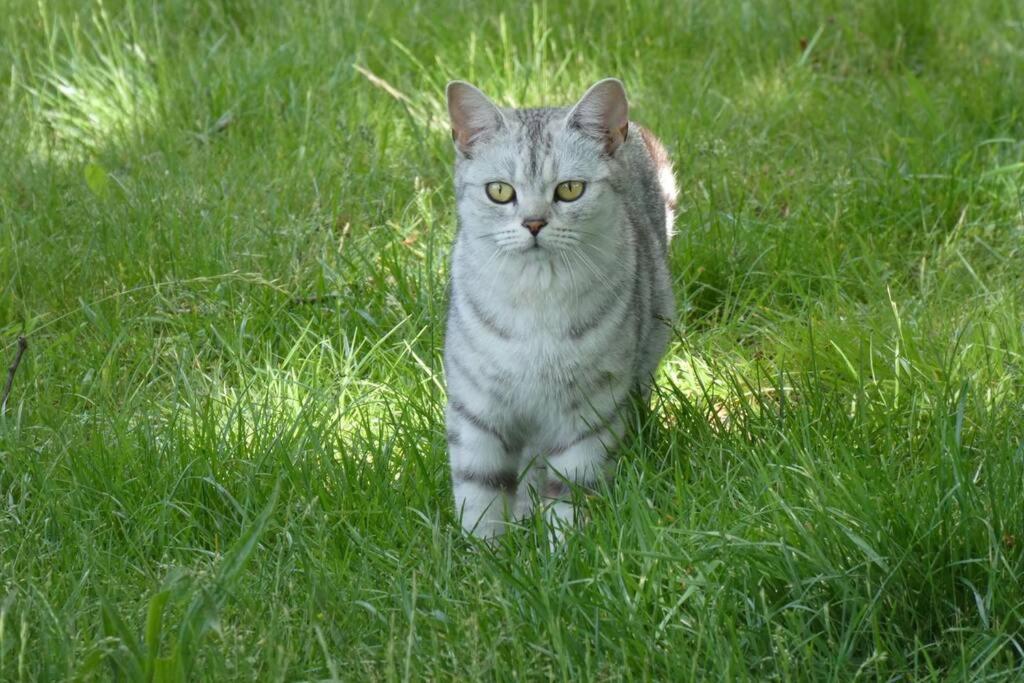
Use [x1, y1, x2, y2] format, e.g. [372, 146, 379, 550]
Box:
[544, 415, 624, 535]
[447, 400, 519, 539]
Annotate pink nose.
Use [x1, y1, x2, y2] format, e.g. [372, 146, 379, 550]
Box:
[522, 218, 547, 236]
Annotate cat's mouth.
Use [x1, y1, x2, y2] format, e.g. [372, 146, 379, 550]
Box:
[510, 235, 548, 254]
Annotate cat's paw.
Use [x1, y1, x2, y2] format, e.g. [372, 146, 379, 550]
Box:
[544, 499, 588, 550]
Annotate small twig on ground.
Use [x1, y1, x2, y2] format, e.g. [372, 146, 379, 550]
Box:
[353, 64, 412, 104]
[1, 336, 28, 416]
[290, 293, 342, 306]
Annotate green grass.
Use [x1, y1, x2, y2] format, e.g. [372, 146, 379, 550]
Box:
[2, 0, 1023, 679]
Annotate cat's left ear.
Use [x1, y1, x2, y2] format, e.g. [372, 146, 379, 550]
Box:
[447, 81, 506, 156]
[566, 78, 629, 155]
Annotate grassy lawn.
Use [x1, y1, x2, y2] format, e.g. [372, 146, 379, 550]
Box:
[2, 0, 1023, 679]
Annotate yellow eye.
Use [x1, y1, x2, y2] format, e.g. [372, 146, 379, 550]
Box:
[554, 181, 585, 202]
[485, 182, 516, 204]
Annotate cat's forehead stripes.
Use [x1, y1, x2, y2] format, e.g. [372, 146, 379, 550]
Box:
[511, 108, 561, 178]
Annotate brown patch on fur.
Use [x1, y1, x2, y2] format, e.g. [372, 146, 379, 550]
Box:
[638, 125, 677, 211]
[544, 478, 570, 500]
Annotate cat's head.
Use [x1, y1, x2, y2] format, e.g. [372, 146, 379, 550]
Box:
[446, 79, 630, 257]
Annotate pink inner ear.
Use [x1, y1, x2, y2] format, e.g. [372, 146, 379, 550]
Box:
[568, 79, 630, 154]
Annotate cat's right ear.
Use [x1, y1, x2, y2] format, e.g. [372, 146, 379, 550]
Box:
[446, 81, 505, 156]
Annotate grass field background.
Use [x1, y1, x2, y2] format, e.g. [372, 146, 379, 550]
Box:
[2, 0, 1023, 679]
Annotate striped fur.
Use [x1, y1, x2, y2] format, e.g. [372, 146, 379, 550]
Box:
[443, 79, 676, 538]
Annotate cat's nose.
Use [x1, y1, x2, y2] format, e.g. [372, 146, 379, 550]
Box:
[522, 218, 547, 236]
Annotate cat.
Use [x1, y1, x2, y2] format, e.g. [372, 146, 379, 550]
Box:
[443, 78, 677, 539]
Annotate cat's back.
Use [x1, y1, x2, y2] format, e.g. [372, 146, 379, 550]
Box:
[616, 123, 677, 252]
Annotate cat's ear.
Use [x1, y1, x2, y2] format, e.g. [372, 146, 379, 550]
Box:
[566, 78, 629, 155]
[447, 81, 506, 156]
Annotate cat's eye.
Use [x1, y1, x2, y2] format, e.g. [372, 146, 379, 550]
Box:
[554, 181, 586, 202]
[485, 182, 516, 204]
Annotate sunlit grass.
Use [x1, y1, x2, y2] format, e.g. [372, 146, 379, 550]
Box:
[23, 4, 160, 162]
[1, 0, 1023, 679]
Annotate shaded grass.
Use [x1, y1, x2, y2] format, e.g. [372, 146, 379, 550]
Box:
[1, 0, 1023, 679]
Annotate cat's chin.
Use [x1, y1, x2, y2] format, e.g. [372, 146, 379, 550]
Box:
[517, 242, 553, 256]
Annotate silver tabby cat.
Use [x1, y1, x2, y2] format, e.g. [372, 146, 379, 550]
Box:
[443, 78, 677, 538]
